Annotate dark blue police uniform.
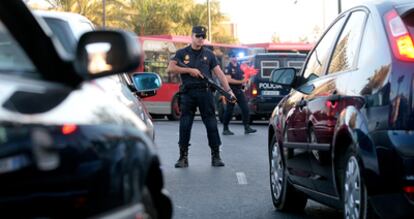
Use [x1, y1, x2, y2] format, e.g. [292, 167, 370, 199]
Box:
[223, 62, 250, 126]
[172, 45, 221, 149]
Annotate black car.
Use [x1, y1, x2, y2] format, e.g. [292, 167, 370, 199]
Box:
[268, 1, 414, 219]
[0, 1, 171, 218]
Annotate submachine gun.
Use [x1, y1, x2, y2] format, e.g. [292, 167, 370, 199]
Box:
[176, 60, 237, 103]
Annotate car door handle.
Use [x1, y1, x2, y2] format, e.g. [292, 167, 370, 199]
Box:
[297, 99, 307, 108]
[327, 94, 341, 102]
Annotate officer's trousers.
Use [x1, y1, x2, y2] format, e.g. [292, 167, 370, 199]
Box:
[178, 89, 221, 148]
[223, 88, 250, 126]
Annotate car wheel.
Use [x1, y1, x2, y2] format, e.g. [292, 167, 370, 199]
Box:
[269, 135, 307, 211]
[142, 186, 158, 219]
[167, 95, 180, 121]
[151, 114, 165, 119]
[342, 148, 376, 219]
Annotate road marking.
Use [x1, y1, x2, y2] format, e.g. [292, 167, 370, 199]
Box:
[236, 172, 248, 185]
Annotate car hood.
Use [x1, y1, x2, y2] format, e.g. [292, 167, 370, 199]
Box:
[0, 74, 147, 132]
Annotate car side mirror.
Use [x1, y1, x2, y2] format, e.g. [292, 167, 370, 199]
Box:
[75, 30, 141, 79]
[270, 68, 296, 86]
[132, 72, 162, 98]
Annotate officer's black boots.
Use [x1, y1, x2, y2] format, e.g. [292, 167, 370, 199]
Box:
[222, 125, 234, 135]
[211, 147, 225, 167]
[244, 125, 257, 134]
[175, 147, 188, 168]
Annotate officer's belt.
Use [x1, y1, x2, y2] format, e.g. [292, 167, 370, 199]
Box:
[183, 83, 210, 90]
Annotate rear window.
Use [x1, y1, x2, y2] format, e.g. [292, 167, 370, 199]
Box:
[260, 60, 279, 78]
[287, 60, 305, 70]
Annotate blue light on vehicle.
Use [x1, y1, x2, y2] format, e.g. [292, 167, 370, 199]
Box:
[238, 52, 245, 58]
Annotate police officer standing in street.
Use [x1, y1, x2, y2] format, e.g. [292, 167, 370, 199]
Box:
[222, 53, 257, 135]
[167, 26, 235, 168]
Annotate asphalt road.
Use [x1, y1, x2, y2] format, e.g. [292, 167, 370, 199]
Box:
[154, 118, 341, 219]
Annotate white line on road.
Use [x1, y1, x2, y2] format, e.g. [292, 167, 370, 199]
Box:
[236, 172, 248, 185]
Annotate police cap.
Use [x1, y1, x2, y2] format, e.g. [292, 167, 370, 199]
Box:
[192, 25, 207, 35]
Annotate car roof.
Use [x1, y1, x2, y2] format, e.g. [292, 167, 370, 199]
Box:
[349, 0, 413, 15]
[34, 10, 92, 24]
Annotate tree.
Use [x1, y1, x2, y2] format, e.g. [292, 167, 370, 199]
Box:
[298, 35, 309, 43]
[311, 25, 322, 42]
[43, 0, 131, 29]
[271, 33, 281, 43]
[35, 0, 237, 43]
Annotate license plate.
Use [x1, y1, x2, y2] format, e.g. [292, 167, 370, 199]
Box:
[0, 155, 29, 174]
[262, 90, 280, 96]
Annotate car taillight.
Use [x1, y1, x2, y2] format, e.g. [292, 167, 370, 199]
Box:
[62, 124, 77, 135]
[251, 83, 258, 97]
[385, 9, 414, 61]
[403, 186, 414, 201]
[325, 100, 338, 109]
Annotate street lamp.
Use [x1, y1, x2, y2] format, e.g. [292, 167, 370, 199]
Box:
[207, 0, 212, 41]
[338, 0, 342, 14]
[102, 0, 106, 29]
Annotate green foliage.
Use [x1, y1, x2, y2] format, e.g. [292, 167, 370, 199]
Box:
[36, 0, 238, 43]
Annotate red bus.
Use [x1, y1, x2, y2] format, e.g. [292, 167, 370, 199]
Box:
[244, 42, 314, 54]
[137, 35, 251, 120]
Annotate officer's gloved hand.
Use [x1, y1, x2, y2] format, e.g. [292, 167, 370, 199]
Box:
[228, 90, 237, 103]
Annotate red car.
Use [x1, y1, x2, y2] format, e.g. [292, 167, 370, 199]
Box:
[268, 1, 414, 218]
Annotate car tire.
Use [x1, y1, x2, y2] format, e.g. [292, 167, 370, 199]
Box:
[269, 135, 307, 212]
[167, 95, 180, 121]
[342, 147, 377, 219]
[146, 159, 173, 219]
[142, 186, 158, 219]
[151, 114, 165, 119]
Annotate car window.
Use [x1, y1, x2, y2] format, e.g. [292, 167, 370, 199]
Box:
[261, 60, 279, 78]
[328, 10, 367, 74]
[287, 59, 305, 70]
[0, 21, 38, 77]
[42, 17, 77, 55]
[302, 15, 346, 83]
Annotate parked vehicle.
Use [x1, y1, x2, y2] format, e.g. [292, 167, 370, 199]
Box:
[0, 1, 171, 218]
[217, 53, 307, 123]
[35, 10, 159, 140]
[268, 1, 414, 218]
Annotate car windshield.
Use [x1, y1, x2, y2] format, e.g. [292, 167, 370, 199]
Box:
[0, 20, 37, 76]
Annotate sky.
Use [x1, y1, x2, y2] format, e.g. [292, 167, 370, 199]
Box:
[204, 0, 361, 43]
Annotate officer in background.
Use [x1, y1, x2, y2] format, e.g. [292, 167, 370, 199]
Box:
[222, 53, 257, 135]
[167, 26, 235, 168]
